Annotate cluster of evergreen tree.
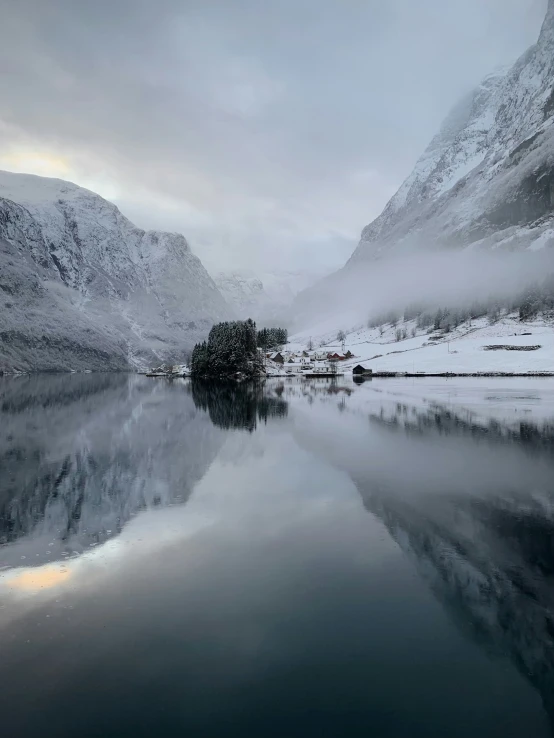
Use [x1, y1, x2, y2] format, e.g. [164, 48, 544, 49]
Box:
[191, 319, 262, 379]
[256, 327, 288, 349]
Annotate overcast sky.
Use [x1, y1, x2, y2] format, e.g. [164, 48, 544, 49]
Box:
[0, 0, 548, 275]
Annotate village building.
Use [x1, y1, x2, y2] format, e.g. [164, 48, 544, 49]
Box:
[264, 357, 344, 378]
[352, 364, 372, 376]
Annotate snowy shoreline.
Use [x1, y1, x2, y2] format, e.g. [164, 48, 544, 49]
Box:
[289, 314, 554, 378]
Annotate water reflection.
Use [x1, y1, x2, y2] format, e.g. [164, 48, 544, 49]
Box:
[0, 374, 226, 566]
[2, 376, 554, 736]
[191, 380, 288, 431]
[290, 379, 554, 731]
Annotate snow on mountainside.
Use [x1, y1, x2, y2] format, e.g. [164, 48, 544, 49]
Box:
[292, 2, 554, 332]
[215, 270, 319, 322]
[353, 0, 554, 263]
[0, 171, 231, 372]
[290, 313, 554, 376]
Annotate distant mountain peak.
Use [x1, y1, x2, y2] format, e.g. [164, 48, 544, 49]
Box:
[214, 269, 321, 323]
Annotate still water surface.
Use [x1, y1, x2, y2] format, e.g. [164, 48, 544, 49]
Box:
[2, 375, 554, 737]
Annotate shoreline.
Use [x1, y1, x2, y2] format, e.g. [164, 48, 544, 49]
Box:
[2, 370, 554, 379]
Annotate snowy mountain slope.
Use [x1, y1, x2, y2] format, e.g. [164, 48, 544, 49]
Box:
[214, 272, 266, 318]
[0, 171, 231, 371]
[289, 313, 554, 375]
[292, 2, 554, 331]
[215, 269, 319, 322]
[358, 68, 507, 255]
[353, 0, 554, 263]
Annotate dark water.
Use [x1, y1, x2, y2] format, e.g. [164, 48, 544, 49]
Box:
[2, 375, 554, 737]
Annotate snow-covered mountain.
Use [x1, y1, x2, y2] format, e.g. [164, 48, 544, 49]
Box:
[353, 0, 554, 262]
[0, 171, 231, 372]
[215, 269, 320, 323]
[293, 1, 554, 328]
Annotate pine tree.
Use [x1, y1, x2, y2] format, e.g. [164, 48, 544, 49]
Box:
[191, 319, 262, 379]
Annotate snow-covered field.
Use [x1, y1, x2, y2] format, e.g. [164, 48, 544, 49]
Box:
[289, 314, 554, 375]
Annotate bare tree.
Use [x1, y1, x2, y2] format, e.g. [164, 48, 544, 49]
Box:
[395, 328, 403, 342]
[379, 325, 385, 337]
[337, 329, 346, 343]
[307, 337, 314, 350]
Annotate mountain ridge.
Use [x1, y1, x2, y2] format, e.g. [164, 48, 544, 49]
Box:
[0, 170, 231, 372]
[352, 0, 554, 264]
[292, 2, 554, 331]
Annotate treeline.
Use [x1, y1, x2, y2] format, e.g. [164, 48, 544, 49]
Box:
[368, 275, 554, 332]
[191, 319, 261, 379]
[257, 327, 288, 349]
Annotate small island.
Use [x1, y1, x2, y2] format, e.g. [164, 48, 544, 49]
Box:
[191, 319, 268, 381]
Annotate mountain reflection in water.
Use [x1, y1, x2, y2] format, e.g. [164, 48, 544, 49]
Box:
[1, 375, 554, 737]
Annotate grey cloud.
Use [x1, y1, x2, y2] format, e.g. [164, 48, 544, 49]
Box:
[0, 0, 548, 272]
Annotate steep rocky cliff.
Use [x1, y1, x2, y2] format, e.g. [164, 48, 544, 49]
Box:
[352, 0, 554, 262]
[0, 171, 231, 371]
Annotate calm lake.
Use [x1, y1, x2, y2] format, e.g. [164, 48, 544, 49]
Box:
[2, 374, 554, 737]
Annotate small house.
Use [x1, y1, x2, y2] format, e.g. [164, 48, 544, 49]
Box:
[352, 364, 372, 376]
[328, 352, 346, 361]
[270, 352, 284, 364]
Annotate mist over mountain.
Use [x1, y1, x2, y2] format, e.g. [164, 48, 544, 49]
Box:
[2, 5, 553, 367]
[292, 1, 554, 332]
[214, 269, 323, 323]
[0, 171, 231, 372]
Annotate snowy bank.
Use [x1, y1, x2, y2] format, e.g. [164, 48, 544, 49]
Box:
[290, 315, 554, 376]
